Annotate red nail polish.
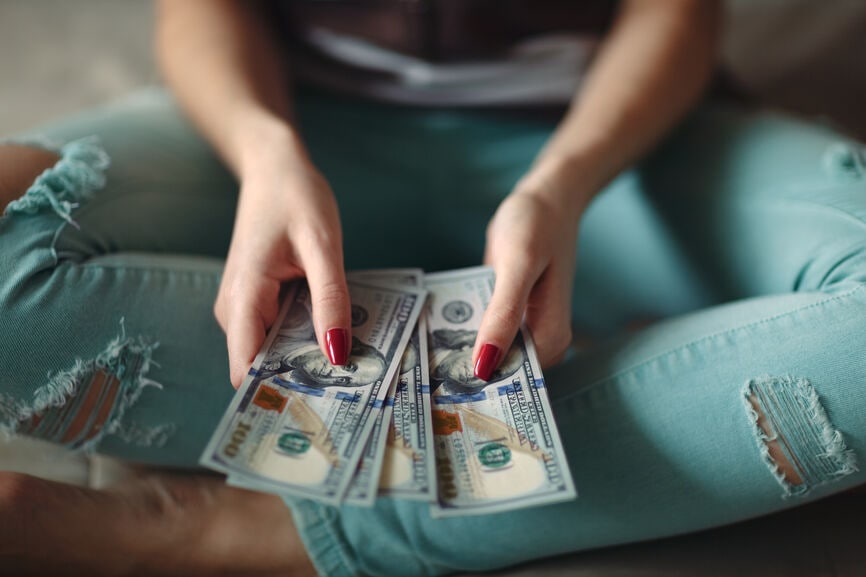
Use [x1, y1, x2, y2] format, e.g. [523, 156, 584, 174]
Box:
[326, 328, 349, 365]
[474, 344, 502, 382]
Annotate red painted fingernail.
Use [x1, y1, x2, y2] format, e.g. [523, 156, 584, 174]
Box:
[474, 344, 502, 382]
[326, 328, 349, 365]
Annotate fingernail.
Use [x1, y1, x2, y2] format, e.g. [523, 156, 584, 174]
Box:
[474, 344, 502, 381]
[326, 328, 349, 365]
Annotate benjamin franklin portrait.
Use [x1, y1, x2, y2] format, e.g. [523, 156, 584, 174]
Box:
[259, 336, 387, 388]
[255, 300, 388, 388]
[429, 329, 523, 395]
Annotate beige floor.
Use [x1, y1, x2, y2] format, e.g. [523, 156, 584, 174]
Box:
[0, 0, 156, 135]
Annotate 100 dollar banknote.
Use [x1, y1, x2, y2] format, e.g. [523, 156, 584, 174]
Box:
[344, 269, 437, 504]
[425, 267, 577, 516]
[201, 280, 426, 504]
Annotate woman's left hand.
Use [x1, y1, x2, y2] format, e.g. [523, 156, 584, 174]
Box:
[473, 174, 585, 380]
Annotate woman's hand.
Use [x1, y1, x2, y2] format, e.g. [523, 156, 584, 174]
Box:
[468, 0, 721, 383]
[214, 134, 351, 388]
[473, 172, 587, 380]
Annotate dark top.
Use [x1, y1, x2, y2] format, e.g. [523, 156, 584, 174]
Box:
[277, 0, 618, 62]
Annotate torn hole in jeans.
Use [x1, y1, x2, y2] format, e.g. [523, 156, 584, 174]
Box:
[0, 319, 169, 452]
[743, 375, 858, 498]
[1, 136, 109, 227]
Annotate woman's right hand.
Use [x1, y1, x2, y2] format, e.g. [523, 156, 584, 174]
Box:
[214, 131, 352, 389]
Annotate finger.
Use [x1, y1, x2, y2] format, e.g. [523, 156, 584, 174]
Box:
[524, 267, 574, 367]
[482, 235, 495, 267]
[226, 305, 265, 389]
[224, 277, 280, 388]
[473, 259, 541, 381]
[299, 239, 352, 366]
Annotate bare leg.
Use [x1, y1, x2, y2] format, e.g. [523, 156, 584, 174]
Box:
[0, 470, 316, 577]
[0, 145, 60, 212]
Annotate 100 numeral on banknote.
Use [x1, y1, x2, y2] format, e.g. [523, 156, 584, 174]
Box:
[201, 280, 426, 504]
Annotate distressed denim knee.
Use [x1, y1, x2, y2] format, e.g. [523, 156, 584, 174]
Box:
[1, 137, 108, 225]
[0, 144, 60, 212]
[0, 137, 165, 452]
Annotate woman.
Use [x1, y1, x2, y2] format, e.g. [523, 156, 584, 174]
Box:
[2, 0, 865, 575]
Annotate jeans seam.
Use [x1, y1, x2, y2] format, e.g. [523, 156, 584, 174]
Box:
[556, 282, 866, 403]
[76, 261, 224, 277]
[745, 191, 866, 232]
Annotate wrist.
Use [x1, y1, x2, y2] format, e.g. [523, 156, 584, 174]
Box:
[233, 112, 310, 180]
[515, 153, 600, 222]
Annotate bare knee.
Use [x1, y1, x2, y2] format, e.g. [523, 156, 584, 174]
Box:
[0, 144, 61, 212]
[11, 368, 126, 450]
[744, 376, 857, 498]
[746, 394, 804, 486]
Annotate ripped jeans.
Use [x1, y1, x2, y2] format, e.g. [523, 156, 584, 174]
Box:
[2, 88, 866, 577]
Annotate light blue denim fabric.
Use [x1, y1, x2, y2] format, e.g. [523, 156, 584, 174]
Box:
[1, 87, 865, 576]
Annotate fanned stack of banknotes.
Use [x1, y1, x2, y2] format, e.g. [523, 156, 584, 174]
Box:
[201, 267, 577, 516]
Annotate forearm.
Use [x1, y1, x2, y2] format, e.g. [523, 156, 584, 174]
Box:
[525, 0, 722, 216]
[155, 0, 304, 179]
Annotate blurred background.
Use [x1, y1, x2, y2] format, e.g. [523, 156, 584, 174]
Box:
[0, 0, 865, 139]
